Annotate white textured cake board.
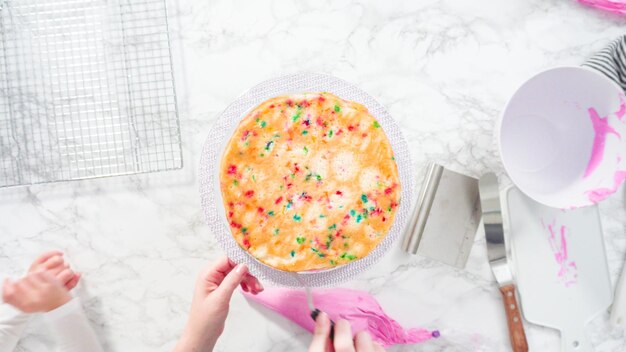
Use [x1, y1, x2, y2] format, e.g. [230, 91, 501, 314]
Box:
[200, 73, 415, 287]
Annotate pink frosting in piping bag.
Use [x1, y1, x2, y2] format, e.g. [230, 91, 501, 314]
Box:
[577, 0, 626, 16]
[242, 287, 437, 347]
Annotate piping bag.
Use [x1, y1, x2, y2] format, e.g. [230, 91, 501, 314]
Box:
[242, 287, 439, 348]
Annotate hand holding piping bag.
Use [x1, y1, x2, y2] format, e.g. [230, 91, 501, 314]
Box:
[309, 313, 385, 352]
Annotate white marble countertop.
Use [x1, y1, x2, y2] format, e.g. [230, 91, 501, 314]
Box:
[1, 0, 626, 351]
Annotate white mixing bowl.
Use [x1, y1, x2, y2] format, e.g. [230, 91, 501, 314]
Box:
[499, 67, 626, 209]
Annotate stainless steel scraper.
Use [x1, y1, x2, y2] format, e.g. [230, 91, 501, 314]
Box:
[403, 163, 481, 268]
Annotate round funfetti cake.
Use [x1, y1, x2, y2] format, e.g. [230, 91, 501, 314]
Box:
[219, 92, 400, 272]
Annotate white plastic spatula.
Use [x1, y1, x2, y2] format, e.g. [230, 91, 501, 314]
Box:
[506, 187, 612, 352]
[609, 208, 626, 327]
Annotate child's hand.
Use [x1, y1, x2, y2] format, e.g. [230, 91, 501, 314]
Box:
[175, 256, 263, 352]
[2, 271, 72, 313]
[28, 250, 80, 290]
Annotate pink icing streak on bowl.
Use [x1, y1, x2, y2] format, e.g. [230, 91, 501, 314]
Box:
[583, 97, 626, 203]
[500, 67, 626, 209]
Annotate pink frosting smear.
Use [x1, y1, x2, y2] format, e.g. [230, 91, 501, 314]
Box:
[616, 97, 626, 120]
[587, 170, 626, 203]
[242, 287, 437, 348]
[577, 0, 626, 15]
[584, 107, 620, 178]
[542, 219, 578, 287]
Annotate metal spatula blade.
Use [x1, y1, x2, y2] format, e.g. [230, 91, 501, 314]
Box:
[302, 281, 335, 340]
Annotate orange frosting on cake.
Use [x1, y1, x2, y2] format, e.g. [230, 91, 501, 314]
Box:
[219, 92, 400, 272]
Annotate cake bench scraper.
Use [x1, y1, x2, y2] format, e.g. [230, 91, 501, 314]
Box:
[402, 162, 482, 268]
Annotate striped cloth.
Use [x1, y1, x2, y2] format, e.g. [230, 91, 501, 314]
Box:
[582, 35, 626, 92]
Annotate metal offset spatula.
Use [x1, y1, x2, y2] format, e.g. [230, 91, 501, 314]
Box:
[479, 173, 528, 352]
[302, 282, 335, 340]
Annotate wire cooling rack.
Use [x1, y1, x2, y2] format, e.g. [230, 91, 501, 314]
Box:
[0, 0, 182, 187]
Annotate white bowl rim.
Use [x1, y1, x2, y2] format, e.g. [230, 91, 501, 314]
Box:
[497, 65, 625, 209]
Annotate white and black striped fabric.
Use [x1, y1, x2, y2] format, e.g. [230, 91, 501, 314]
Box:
[582, 35, 626, 92]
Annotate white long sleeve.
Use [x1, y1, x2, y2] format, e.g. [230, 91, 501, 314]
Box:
[0, 304, 31, 352]
[43, 297, 103, 352]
